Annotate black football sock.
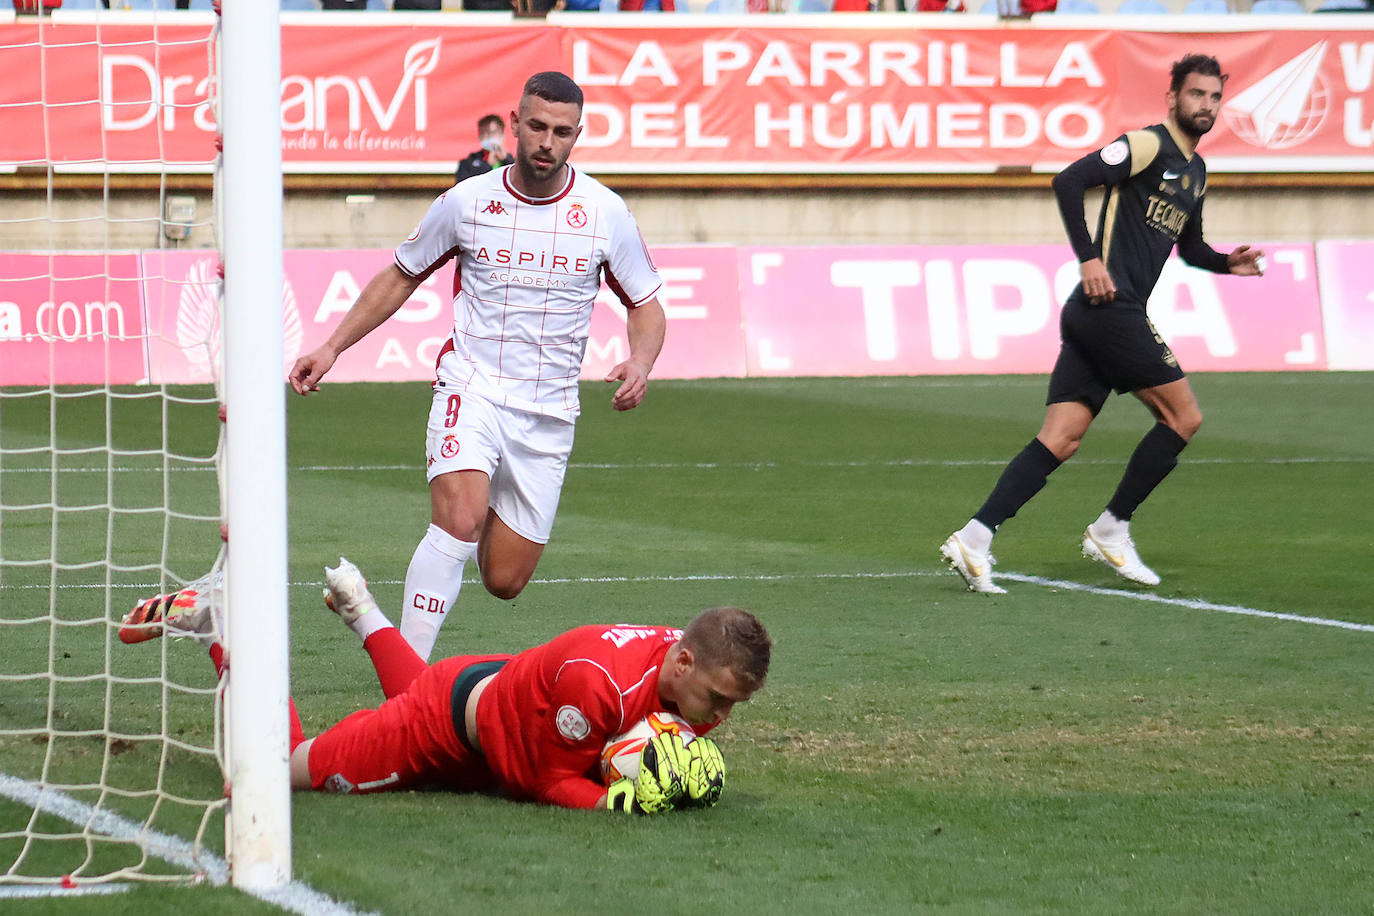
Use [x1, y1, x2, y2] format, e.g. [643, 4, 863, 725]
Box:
[1105, 423, 1188, 522]
[973, 438, 1063, 531]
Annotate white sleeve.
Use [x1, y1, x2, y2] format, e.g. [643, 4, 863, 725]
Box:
[394, 189, 464, 282]
[601, 202, 661, 308]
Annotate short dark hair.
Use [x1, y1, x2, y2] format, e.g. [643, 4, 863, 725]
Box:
[1170, 54, 1226, 93]
[681, 607, 772, 693]
[477, 114, 504, 133]
[521, 71, 584, 109]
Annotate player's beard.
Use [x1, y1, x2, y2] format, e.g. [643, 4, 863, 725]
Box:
[515, 146, 568, 192]
[1175, 105, 1216, 140]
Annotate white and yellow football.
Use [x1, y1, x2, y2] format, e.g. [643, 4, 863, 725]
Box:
[600, 711, 696, 785]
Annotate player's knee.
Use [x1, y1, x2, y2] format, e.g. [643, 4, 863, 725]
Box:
[481, 570, 529, 601]
[434, 511, 483, 543]
[1042, 432, 1082, 462]
[1169, 409, 1202, 442]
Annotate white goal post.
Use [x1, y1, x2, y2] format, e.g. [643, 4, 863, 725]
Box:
[219, 0, 292, 891]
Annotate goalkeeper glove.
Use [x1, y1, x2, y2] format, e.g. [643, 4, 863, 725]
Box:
[605, 777, 639, 814]
[682, 736, 726, 808]
[634, 730, 691, 814]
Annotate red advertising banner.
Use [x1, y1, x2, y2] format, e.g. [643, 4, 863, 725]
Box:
[3, 18, 1371, 174]
[566, 26, 1116, 171]
[0, 253, 146, 385]
[1315, 240, 1374, 371]
[736, 243, 1326, 377]
[1116, 30, 1374, 170]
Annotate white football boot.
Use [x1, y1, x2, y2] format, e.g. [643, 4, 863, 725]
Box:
[940, 532, 1007, 595]
[1081, 527, 1161, 586]
[120, 568, 224, 647]
[323, 557, 380, 626]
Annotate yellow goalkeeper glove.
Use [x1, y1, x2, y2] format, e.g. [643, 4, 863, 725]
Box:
[683, 736, 725, 808]
[633, 730, 691, 814]
[605, 777, 638, 814]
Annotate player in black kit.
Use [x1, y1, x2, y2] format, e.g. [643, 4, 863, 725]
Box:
[941, 54, 1266, 594]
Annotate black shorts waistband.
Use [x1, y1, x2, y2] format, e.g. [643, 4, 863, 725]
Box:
[449, 659, 508, 754]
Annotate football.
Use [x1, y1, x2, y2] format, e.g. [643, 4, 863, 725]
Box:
[600, 711, 696, 785]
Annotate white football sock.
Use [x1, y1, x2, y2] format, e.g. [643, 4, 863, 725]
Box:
[1089, 510, 1128, 542]
[957, 519, 994, 554]
[400, 523, 478, 661]
[351, 608, 392, 642]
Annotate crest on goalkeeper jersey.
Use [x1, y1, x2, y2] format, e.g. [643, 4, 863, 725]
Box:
[556, 705, 590, 741]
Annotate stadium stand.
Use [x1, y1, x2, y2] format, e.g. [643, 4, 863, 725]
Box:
[1182, 0, 1229, 11]
[1054, 0, 1099, 9]
[1249, 0, 1305, 10]
[1116, 0, 1167, 11]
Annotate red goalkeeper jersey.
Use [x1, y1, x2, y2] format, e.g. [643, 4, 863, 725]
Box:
[476, 623, 713, 809]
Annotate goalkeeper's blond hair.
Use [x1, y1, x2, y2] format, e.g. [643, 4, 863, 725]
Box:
[681, 607, 771, 692]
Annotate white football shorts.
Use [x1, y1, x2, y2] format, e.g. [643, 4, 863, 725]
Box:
[423, 386, 575, 545]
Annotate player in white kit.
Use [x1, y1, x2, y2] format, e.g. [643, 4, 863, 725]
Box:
[290, 72, 666, 660]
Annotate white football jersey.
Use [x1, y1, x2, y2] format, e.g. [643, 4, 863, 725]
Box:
[394, 165, 661, 419]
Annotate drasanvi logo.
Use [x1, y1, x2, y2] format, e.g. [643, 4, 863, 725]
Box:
[281, 38, 442, 132]
[101, 38, 442, 134]
[1223, 43, 1330, 150]
[177, 259, 302, 382]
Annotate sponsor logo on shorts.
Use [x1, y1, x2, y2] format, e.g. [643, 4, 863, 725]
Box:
[556, 705, 590, 741]
[566, 203, 588, 229]
[440, 435, 460, 459]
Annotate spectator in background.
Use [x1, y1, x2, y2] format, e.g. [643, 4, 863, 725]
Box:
[455, 114, 515, 184]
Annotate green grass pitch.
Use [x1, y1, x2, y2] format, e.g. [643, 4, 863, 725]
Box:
[2, 372, 1372, 914]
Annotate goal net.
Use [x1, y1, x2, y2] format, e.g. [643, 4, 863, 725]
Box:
[0, 3, 289, 891]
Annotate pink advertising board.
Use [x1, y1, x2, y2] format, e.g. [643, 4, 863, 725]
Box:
[0, 253, 146, 385]
[139, 246, 745, 385]
[1, 242, 1346, 387]
[1315, 241, 1374, 372]
[736, 243, 1326, 377]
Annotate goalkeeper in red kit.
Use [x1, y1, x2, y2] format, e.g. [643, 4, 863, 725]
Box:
[120, 560, 771, 814]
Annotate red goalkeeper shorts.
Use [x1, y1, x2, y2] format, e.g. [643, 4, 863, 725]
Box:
[307, 654, 509, 795]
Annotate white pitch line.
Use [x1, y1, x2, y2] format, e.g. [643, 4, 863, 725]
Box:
[0, 774, 373, 916]
[0, 884, 132, 898]
[5, 568, 1369, 635]
[996, 573, 1374, 633]
[386, 569, 1374, 633]
[1, 456, 1369, 475]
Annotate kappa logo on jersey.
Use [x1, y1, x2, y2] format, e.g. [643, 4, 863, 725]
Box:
[566, 203, 588, 229]
[556, 705, 591, 741]
[482, 200, 508, 216]
[440, 435, 460, 459]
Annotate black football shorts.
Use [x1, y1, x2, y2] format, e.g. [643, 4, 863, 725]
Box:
[1046, 297, 1185, 415]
